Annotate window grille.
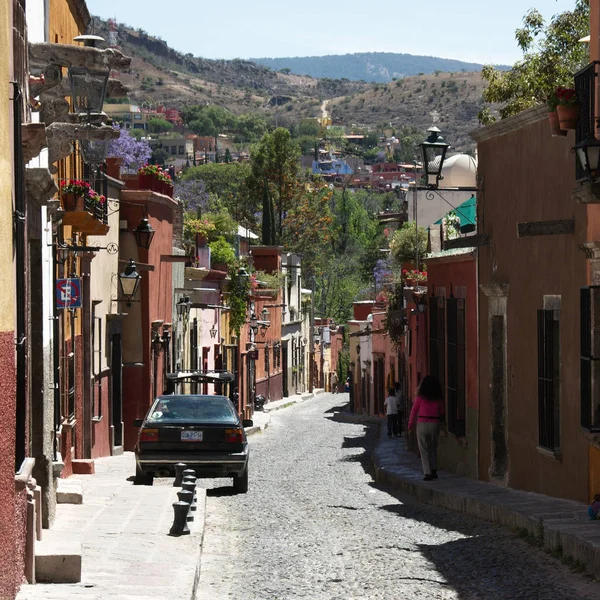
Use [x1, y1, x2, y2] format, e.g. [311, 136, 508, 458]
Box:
[538, 309, 560, 450]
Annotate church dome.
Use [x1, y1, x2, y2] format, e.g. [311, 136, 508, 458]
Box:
[441, 154, 477, 188]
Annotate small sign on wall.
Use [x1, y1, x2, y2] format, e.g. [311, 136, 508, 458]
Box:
[56, 278, 82, 309]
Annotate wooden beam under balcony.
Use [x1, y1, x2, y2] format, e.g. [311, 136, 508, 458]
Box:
[62, 211, 109, 236]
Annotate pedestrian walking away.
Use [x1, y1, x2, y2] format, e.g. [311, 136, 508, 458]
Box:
[408, 375, 445, 481]
[384, 388, 400, 437]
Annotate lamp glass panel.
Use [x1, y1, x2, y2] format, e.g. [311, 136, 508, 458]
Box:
[68, 67, 110, 113]
[588, 145, 600, 173]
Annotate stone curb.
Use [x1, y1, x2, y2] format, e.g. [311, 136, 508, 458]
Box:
[335, 411, 600, 578]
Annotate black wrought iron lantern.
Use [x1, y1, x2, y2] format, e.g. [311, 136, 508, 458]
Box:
[249, 313, 259, 335]
[209, 324, 218, 339]
[133, 218, 155, 250]
[176, 295, 191, 320]
[574, 133, 600, 180]
[118, 259, 141, 306]
[152, 333, 163, 354]
[68, 66, 110, 114]
[80, 138, 110, 164]
[421, 126, 450, 189]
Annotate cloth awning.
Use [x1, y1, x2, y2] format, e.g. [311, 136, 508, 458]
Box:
[435, 194, 476, 230]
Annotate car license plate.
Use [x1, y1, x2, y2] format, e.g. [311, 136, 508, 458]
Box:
[181, 430, 203, 442]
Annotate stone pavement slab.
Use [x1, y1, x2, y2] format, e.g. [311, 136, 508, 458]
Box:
[17, 452, 205, 600]
[337, 410, 600, 579]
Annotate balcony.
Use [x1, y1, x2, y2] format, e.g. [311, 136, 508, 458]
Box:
[574, 61, 600, 182]
[62, 195, 109, 236]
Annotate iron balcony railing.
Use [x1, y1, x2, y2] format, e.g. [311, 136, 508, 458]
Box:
[574, 61, 600, 181]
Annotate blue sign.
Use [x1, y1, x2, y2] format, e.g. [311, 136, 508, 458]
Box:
[56, 278, 82, 309]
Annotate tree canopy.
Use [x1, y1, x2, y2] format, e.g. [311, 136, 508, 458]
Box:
[479, 0, 589, 123]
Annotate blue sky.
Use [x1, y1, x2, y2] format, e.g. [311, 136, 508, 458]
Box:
[86, 0, 582, 66]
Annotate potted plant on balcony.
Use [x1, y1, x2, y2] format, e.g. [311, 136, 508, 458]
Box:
[556, 87, 580, 130]
[547, 90, 568, 137]
[87, 190, 106, 215]
[59, 179, 93, 211]
[209, 237, 236, 272]
[183, 215, 216, 248]
[137, 164, 161, 191]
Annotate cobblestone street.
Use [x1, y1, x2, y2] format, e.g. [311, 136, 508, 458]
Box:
[196, 394, 600, 600]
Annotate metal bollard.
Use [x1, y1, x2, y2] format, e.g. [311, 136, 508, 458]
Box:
[182, 468, 195, 480]
[177, 490, 194, 522]
[182, 475, 197, 487]
[168, 501, 191, 536]
[173, 463, 187, 487]
[181, 480, 198, 511]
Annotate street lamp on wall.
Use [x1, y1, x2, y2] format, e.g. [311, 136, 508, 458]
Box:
[421, 126, 450, 189]
[118, 259, 141, 307]
[176, 295, 191, 320]
[133, 217, 156, 250]
[209, 324, 218, 339]
[68, 66, 110, 114]
[574, 133, 600, 180]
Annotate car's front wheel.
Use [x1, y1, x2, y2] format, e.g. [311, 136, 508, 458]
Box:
[134, 464, 154, 486]
[233, 468, 248, 494]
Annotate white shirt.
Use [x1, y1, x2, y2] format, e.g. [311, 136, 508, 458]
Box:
[384, 395, 399, 415]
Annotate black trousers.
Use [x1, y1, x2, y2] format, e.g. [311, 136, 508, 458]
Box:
[387, 414, 399, 436]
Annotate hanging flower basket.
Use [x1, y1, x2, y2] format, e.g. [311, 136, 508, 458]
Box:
[548, 111, 567, 137]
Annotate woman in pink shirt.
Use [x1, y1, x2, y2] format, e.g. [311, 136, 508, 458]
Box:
[408, 376, 445, 481]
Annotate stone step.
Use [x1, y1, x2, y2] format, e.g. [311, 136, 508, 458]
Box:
[35, 538, 82, 583]
[56, 479, 83, 505]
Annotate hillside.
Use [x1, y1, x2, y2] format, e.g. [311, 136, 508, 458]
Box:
[96, 18, 492, 152]
[329, 71, 488, 151]
[251, 52, 501, 83]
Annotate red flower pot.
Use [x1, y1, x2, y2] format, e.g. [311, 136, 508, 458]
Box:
[195, 234, 208, 248]
[139, 173, 153, 190]
[62, 193, 77, 211]
[75, 195, 85, 212]
[556, 104, 580, 130]
[548, 111, 567, 137]
[105, 157, 123, 179]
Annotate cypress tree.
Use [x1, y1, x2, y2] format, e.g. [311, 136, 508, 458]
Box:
[262, 181, 273, 245]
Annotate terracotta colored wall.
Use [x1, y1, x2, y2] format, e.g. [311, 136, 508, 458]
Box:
[426, 255, 478, 478]
[92, 372, 111, 459]
[477, 115, 588, 501]
[120, 191, 175, 450]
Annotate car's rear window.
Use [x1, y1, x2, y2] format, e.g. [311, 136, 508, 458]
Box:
[146, 395, 238, 424]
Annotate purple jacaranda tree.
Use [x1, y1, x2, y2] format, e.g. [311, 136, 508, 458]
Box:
[174, 179, 210, 215]
[107, 125, 152, 173]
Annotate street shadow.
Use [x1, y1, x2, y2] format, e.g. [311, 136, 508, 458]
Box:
[206, 486, 238, 497]
[324, 401, 351, 414]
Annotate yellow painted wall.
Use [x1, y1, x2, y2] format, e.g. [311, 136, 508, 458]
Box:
[49, 0, 87, 339]
[0, 2, 15, 334]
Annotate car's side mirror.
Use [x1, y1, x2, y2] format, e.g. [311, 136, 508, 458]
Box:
[133, 418, 144, 427]
[242, 419, 253, 428]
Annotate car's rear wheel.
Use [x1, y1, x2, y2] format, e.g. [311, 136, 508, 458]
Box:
[134, 464, 154, 486]
[233, 468, 248, 494]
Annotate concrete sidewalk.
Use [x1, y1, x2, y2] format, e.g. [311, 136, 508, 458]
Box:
[337, 411, 600, 579]
[17, 453, 205, 600]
